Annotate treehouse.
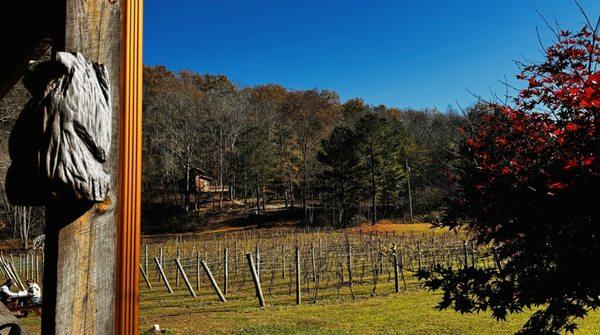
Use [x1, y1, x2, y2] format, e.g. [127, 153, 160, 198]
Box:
[0, 1, 142, 334]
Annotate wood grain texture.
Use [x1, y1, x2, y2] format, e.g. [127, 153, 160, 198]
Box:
[42, 0, 122, 334]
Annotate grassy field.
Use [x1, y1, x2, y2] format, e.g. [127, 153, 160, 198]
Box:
[14, 223, 600, 334]
[137, 289, 600, 335]
[18, 288, 600, 335]
[133, 223, 596, 335]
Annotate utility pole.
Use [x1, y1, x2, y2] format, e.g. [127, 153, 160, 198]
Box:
[406, 159, 414, 223]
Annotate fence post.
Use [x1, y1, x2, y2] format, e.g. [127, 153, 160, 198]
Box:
[246, 253, 265, 307]
[159, 246, 164, 282]
[176, 249, 181, 286]
[255, 244, 260, 282]
[145, 244, 149, 273]
[196, 251, 201, 290]
[345, 235, 356, 300]
[295, 245, 301, 305]
[175, 258, 196, 297]
[234, 242, 238, 274]
[393, 243, 399, 293]
[35, 254, 39, 283]
[223, 248, 228, 295]
[139, 264, 153, 289]
[201, 260, 226, 302]
[154, 257, 173, 293]
[417, 243, 422, 271]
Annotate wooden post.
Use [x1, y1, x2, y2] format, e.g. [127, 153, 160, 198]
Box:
[417, 243, 423, 271]
[9, 263, 24, 290]
[393, 244, 400, 293]
[345, 235, 356, 300]
[406, 158, 414, 222]
[281, 244, 286, 279]
[159, 246, 164, 281]
[196, 251, 201, 290]
[35, 255, 39, 283]
[295, 245, 301, 305]
[145, 245, 149, 273]
[154, 257, 173, 294]
[175, 259, 196, 298]
[223, 248, 228, 295]
[37, 0, 143, 334]
[176, 249, 180, 286]
[234, 242, 238, 274]
[139, 265, 152, 290]
[246, 253, 265, 307]
[255, 244, 260, 282]
[200, 261, 226, 302]
[115, 0, 144, 330]
[42, 1, 119, 333]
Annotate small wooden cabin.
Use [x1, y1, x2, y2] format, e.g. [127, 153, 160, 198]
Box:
[192, 168, 228, 194]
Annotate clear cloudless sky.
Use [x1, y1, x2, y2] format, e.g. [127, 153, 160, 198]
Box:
[144, 1, 600, 110]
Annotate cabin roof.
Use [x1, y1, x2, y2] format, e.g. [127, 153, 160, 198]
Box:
[191, 168, 215, 181]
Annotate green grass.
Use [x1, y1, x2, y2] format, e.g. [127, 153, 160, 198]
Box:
[138, 287, 600, 335]
[17, 278, 600, 335]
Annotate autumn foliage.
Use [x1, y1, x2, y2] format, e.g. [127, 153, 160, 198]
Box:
[419, 24, 600, 334]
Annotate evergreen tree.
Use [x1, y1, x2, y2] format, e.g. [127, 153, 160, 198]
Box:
[355, 113, 408, 224]
[317, 126, 362, 227]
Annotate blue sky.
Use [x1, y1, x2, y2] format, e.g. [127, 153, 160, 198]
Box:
[144, 1, 600, 110]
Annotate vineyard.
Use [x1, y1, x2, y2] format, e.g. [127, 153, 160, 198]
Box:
[138, 225, 489, 315]
[4, 224, 600, 334]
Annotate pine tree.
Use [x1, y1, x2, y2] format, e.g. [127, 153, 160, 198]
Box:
[317, 126, 363, 227]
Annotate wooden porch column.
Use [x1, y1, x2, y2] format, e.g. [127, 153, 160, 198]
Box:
[116, 0, 143, 333]
[42, 0, 142, 334]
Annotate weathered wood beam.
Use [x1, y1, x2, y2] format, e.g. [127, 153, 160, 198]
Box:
[42, 0, 122, 334]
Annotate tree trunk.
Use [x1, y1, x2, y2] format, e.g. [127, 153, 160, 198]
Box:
[371, 169, 377, 225]
[185, 161, 191, 211]
[219, 128, 224, 209]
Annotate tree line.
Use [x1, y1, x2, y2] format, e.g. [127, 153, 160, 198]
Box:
[143, 65, 465, 228]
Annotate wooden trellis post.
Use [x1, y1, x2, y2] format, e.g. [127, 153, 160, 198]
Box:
[295, 245, 301, 305]
[246, 253, 265, 307]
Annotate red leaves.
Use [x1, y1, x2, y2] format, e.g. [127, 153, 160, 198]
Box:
[495, 137, 508, 147]
[528, 77, 541, 87]
[548, 182, 567, 190]
[565, 123, 579, 132]
[583, 156, 596, 166]
[563, 156, 596, 170]
[452, 24, 600, 211]
[581, 73, 600, 109]
[563, 159, 577, 171]
[466, 137, 481, 148]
